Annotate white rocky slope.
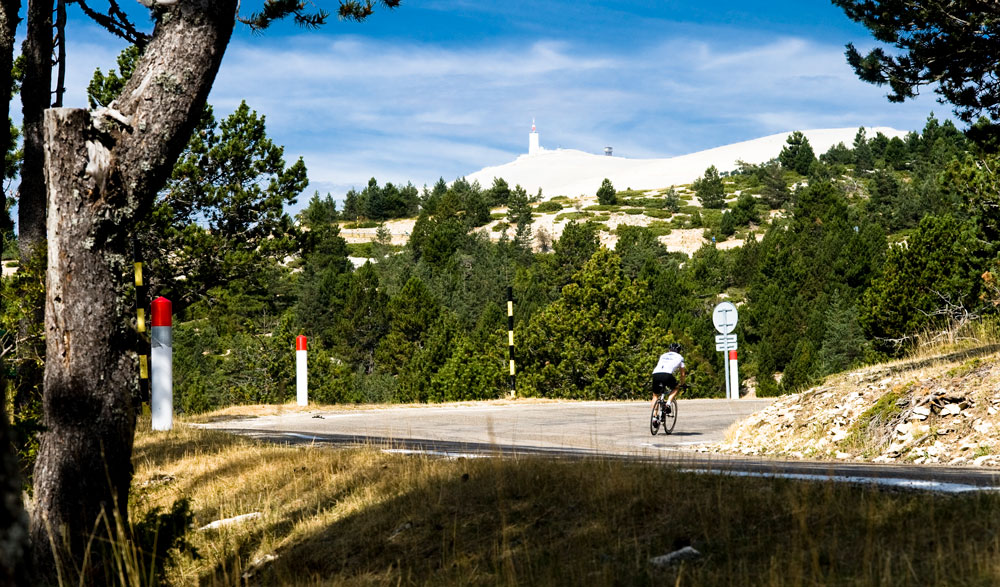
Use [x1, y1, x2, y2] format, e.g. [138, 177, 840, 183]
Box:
[466, 127, 906, 199]
[708, 346, 1000, 467]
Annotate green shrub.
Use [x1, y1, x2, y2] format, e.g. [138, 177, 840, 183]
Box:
[616, 188, 646, 199]
[555, 211, 594, 222]
[646, 221, 672, 237]
[841, 389, 905, 455]
[343, 220, 380, 229]
[643, 209, 673, 219]
[535, 201, 563, 213]
[347, 243, 374, 257]
[597, 178, 617, 205]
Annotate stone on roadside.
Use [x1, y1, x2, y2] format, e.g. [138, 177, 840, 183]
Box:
[650, 546, 702, 568]
[200, 512, 262, 531]
[940, 403, 962, 416]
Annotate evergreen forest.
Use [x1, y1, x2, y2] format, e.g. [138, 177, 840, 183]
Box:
[5, 51, 1000, 425]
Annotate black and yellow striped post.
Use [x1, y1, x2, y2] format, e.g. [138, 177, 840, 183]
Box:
[507, 286, 515, 398]
[133, 240, 150, 399]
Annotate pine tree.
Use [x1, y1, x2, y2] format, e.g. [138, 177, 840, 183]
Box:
[553, 220, 600, 285]
[778, 131, 816, 175]
[597, 177, 617, 205]
[818, 290, 867, 375]
[485, 177, 511, 207]
[375, 276, 440, 375]
[506, 184, 533, 252]
[521, 248, 662, 399]
[759, 161, 790, 209]
[143, 101, 307, 313]
[694, 165, 726, 208]
[834, 0, 1000, 128]
[861, 215, 989, 353]
[338, 263, 390, 374]
[853, 127, 873, 171]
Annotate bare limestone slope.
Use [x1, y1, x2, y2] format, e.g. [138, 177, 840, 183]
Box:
[710, 346, 1000, 467]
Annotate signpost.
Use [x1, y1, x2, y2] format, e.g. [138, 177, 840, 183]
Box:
[712, 302, 739, 400]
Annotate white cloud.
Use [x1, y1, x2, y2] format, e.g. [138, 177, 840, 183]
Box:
[62, 27, 950, 209]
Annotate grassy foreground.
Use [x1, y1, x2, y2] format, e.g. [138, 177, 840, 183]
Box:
[129, 419, 1000, 586]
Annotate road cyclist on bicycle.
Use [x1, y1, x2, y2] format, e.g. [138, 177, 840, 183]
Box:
[651, 342, 686, 428]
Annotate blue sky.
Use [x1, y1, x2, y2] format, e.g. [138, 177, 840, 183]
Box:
[59, 1, 953, 210]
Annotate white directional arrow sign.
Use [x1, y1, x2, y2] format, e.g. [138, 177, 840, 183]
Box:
[715, 334, 737, 351]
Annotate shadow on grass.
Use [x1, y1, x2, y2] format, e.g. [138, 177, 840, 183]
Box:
[190, 453, 1000, 587]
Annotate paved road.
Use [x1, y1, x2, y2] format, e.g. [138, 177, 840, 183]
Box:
[199, 399, 1000, 491]
[200, 399, 771, 455]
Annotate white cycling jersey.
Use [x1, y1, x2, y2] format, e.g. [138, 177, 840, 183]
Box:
[653, 351, 685, 375]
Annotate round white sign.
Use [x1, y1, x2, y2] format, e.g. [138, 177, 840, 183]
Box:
[712, 302, 739, 334]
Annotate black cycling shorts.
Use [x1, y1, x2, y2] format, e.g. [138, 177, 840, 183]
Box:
[652, 372, 677, 395]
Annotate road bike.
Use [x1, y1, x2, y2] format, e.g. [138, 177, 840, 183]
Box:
[650, 384, 687, 435]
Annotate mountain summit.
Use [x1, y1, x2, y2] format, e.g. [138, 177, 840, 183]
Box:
[466, 127, 907, 198]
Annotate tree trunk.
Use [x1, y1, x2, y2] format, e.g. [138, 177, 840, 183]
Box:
[18, 0, 51, 260]
[31, 2, 237, 580]
[0, 402, 30, 586]
[0, 2, 29, 585]
[34, 107, 136, 581]
[13, 0, 52, 422]
[0, 0, 18, 219]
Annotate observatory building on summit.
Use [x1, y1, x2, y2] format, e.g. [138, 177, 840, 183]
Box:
[529, 119, 540, 155]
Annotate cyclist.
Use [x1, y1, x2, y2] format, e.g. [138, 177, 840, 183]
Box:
[651, 342, 686, 425]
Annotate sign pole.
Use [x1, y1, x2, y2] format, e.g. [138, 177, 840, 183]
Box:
[712, 302, 739, 402]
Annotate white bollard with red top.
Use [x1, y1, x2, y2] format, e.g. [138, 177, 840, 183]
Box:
[729, 350, 739, 399]
[151, 296, 173, 430]
[296, 335, 308, 406]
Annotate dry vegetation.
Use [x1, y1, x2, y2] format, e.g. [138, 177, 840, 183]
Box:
[127, 418, 1000, 586]
[714, 322, 1000, 466]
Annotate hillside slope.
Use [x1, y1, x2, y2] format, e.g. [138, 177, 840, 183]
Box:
[466, 127, 906, 199]
[711, 346, 1000, 467]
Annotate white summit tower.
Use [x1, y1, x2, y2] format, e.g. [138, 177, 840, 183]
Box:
[528, 118, 540, 155]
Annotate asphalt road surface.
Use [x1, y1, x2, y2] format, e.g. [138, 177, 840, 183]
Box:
[200, 399, 1000, 491]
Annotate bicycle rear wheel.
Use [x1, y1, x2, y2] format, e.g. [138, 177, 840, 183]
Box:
[662, 399, 677, 434]
[649, 403, 660, 435]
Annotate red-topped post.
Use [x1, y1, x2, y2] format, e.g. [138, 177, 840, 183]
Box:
[729, 349, 739, 399]
[151, 297, 173, 430]
[296, 335, 308, 406]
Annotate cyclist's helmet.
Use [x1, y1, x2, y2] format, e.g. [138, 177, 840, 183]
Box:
[669, 342, 683, 353]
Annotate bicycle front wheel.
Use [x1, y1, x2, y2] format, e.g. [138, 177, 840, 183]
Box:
[662, 400, 678, 434]
[649, 403, 660, 435]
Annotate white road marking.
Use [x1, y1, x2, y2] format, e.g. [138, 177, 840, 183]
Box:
[382, 448, 489, 459]
[679, 468, 1000, 494]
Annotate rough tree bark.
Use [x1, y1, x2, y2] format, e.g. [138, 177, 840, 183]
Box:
[12, 0, 53, 420]
[18, 0, 51, 261]
[0, 0, 17, 211]
[0, 409, 29, 586]
[0, 2, 30, 585]
[32, 1, 238, 580]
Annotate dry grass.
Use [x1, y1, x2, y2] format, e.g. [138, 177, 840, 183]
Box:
[129, 419, 1000, 586]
